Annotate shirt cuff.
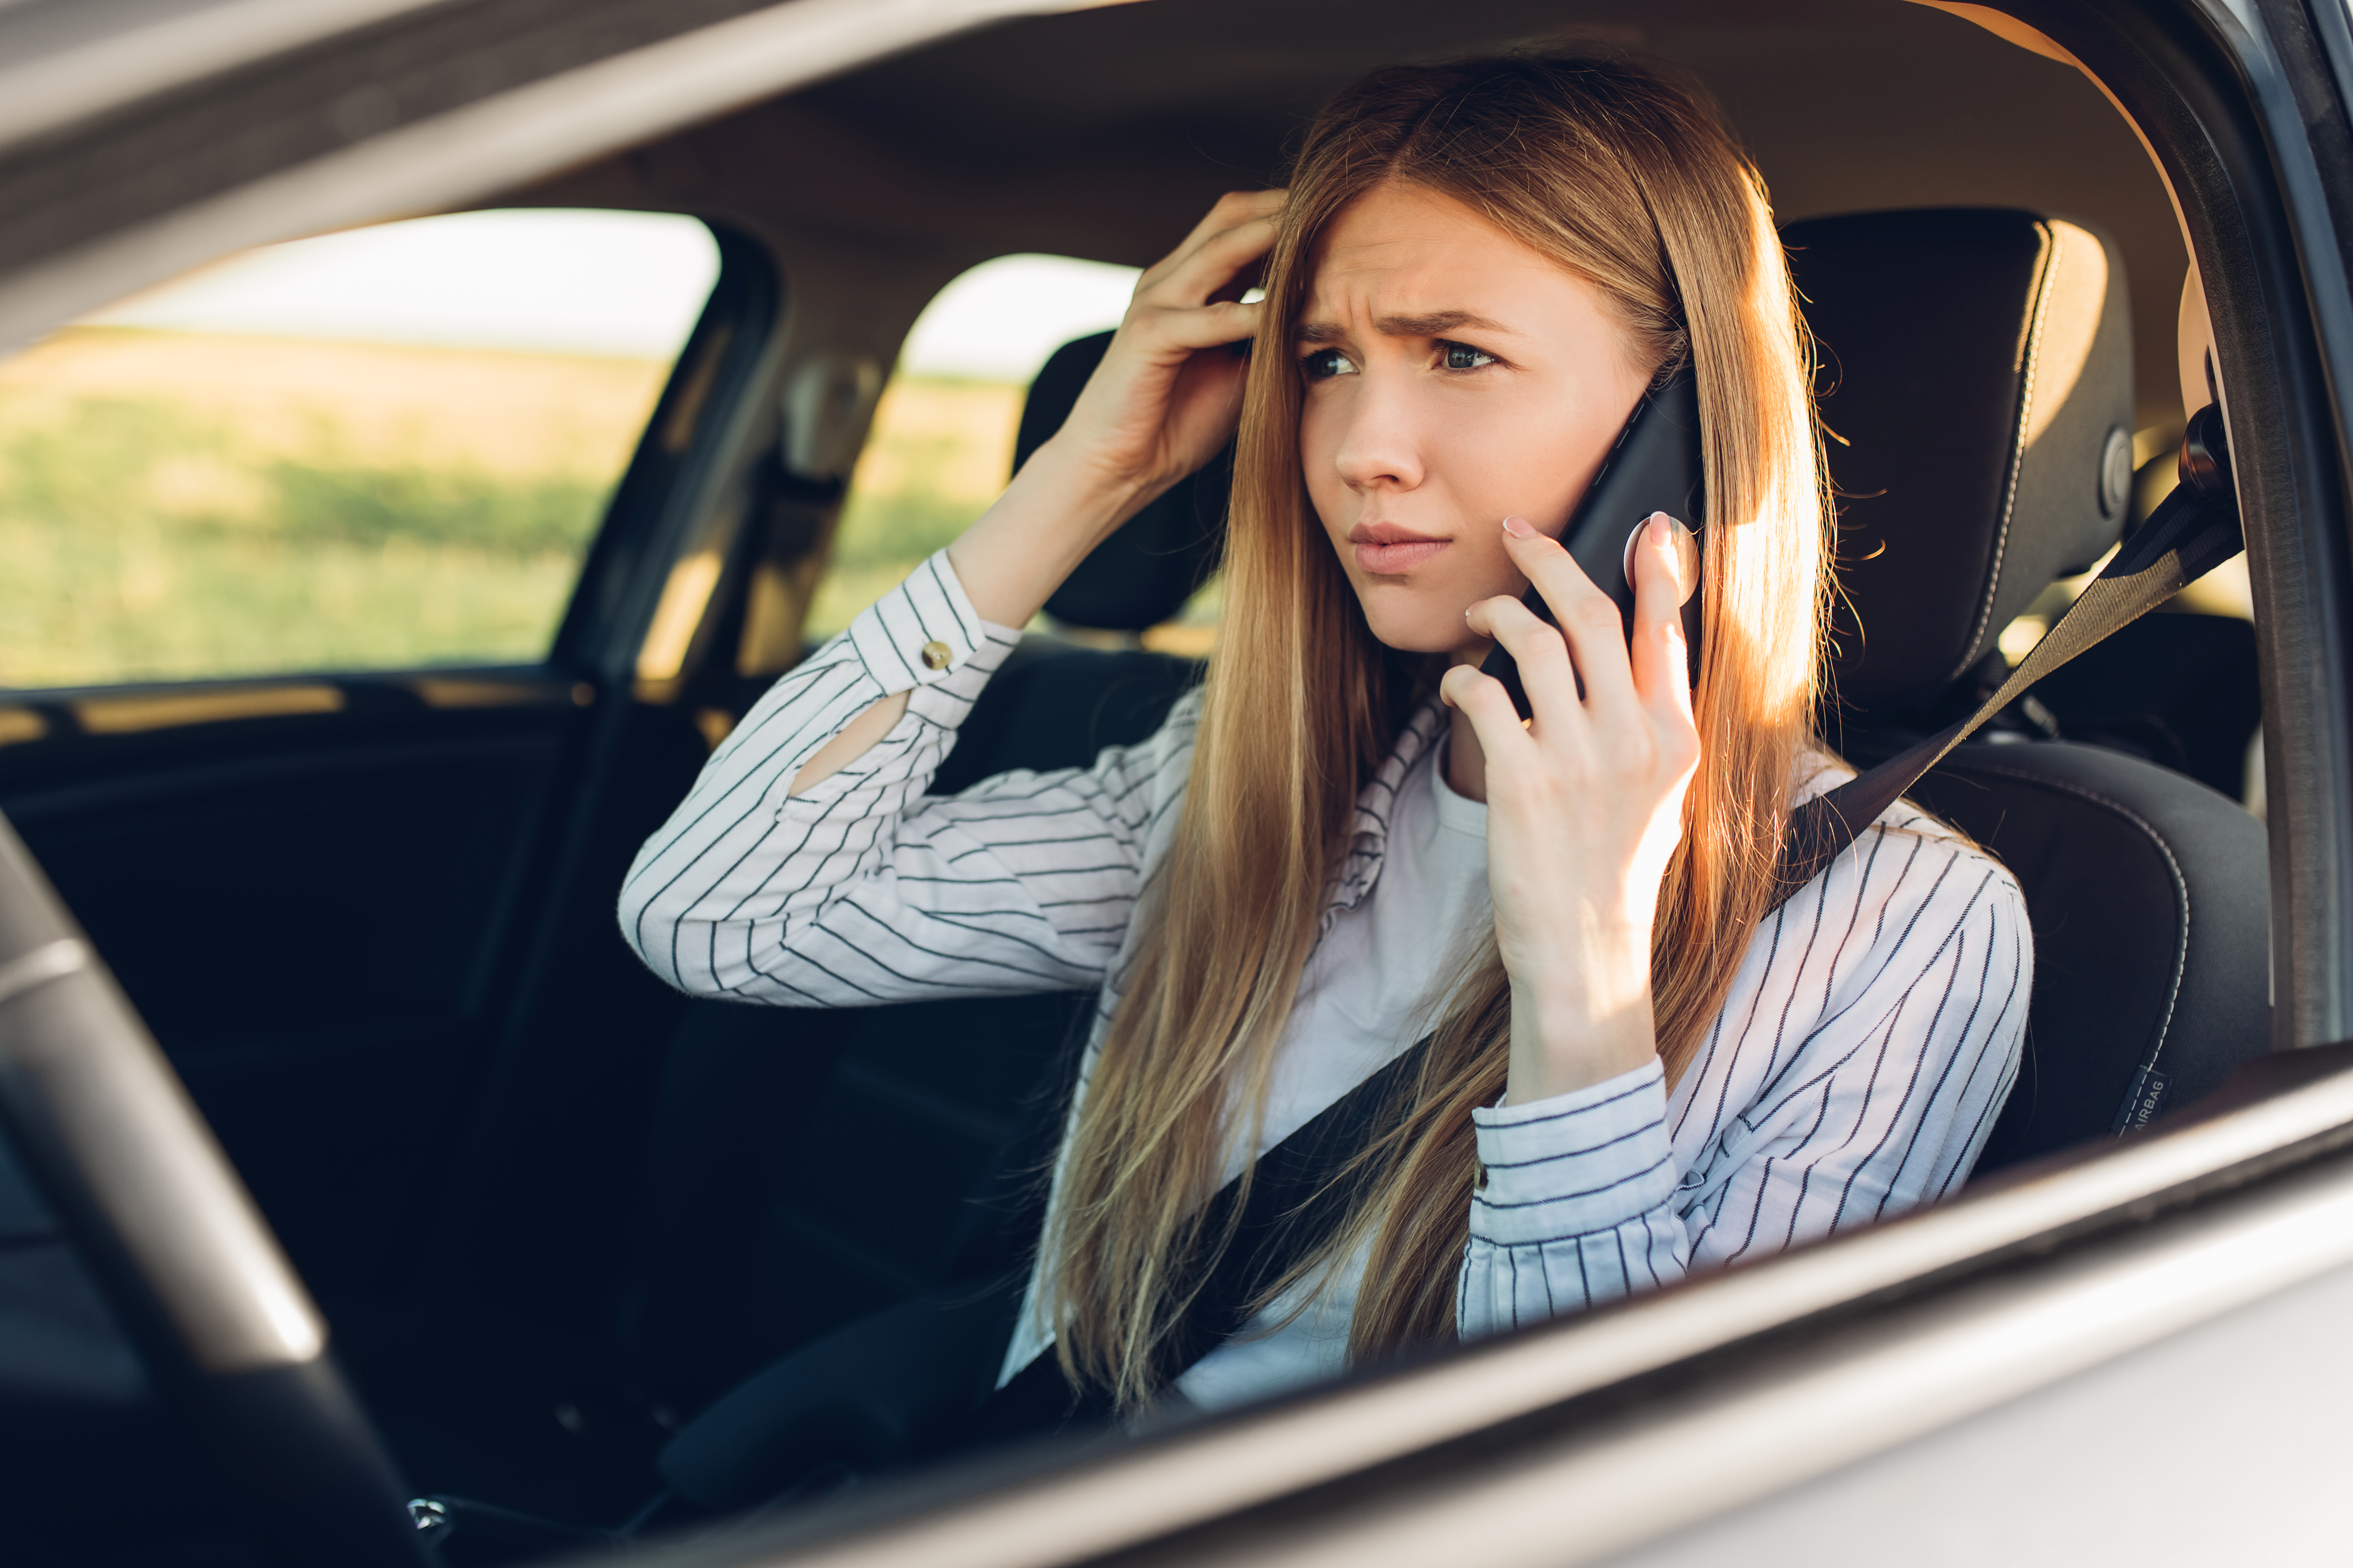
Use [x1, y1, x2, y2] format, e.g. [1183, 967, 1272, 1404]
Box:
[844, 549, 1001, 695]
[1469, 1059, 1676, 1246]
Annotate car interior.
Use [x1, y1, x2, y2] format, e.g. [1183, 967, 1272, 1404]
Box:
[0, 0, 2297, 1562]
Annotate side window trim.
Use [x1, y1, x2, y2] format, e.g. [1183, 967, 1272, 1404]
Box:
[554, 223, 781, 688]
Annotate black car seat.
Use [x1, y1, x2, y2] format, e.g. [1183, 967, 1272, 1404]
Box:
[645, 208, 2273, 1508]
[1782, 208, 2271, 1173]
[2014, 605, 2260, 801]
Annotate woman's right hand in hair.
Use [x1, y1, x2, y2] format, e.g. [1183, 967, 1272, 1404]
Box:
[794, 192, 1281, 796]
[945, 189, 1284, 630]
[1048, 188, 1285, 501]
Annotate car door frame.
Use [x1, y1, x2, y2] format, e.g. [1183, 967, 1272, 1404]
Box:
[5, 0, 2353, 1560]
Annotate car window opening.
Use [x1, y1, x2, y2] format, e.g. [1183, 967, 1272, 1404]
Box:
[0, 208, 719, 690]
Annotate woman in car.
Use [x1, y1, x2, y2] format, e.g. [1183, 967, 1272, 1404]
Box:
[620, 56, 2028, 1421]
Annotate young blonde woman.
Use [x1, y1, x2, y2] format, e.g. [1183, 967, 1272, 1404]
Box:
[622, 57, 2028, 1421]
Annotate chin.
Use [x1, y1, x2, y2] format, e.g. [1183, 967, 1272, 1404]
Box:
[1352, 584, 1481, 656]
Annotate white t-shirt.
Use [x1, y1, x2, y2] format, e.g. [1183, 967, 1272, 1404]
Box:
[1174, 738, 1490, 1413]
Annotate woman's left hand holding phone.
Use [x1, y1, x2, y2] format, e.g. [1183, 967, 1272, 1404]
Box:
[1441, 514, 1702, 1104]
[792, 189, 1283, 795]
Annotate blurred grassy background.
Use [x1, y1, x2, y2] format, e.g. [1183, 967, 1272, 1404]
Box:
[1, 330, 1213, 691]
[0, 328, 664, 688]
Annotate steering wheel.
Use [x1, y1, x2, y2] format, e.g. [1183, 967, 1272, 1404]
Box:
[0, 815, 429, 1565]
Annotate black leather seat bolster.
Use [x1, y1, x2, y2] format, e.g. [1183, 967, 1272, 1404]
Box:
[932, 637, 1200, 795]
[1016, 331, 1226, 633]
[1906, 740, 2270, 1175]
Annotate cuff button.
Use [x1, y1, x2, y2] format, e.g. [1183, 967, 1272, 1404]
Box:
[920, 640, 953, 671]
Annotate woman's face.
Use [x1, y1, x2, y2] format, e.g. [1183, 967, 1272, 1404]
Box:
[1297, 182, 1654, 656]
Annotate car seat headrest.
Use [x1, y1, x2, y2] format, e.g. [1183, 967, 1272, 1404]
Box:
[1785, 208, 2134, 711]
[1013, 330, 1226, 633]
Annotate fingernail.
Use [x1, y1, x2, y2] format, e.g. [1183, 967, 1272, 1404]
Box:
[1649, 511, 1671, 546]
[1501, 515, 1536, 539]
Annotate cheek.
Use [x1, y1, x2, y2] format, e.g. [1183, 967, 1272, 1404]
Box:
[1431, 400, 1588, 525]
[1298, 399, 1345, 527]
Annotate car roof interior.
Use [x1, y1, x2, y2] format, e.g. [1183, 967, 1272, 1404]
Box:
[520, 0, 2188, 432]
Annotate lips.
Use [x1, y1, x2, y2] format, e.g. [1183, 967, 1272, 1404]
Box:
[1348, 521, 1449, 576]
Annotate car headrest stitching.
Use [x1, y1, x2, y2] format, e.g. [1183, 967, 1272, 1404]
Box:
[1790, 207, 2133, 714]
[1959, 220, 2057, 683]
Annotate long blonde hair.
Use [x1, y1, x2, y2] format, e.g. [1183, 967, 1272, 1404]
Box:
[1047, 56, 1826, 1409]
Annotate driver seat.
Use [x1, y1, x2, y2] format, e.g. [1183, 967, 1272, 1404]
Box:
[1782, 207, 2271, 1172]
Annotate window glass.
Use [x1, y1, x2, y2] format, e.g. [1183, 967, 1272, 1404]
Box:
[809, 252, 1219, 649]
[0, 209, 719, 688]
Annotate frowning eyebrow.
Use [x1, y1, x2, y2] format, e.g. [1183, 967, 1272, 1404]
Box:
[1297, 309, 1515, 343]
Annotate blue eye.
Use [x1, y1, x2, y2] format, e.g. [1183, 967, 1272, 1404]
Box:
[1442, 341, 1498, 371]
[1301, 348, 1358, 380]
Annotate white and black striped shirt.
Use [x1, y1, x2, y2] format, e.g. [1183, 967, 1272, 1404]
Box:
[619, 551, 2031, 1394]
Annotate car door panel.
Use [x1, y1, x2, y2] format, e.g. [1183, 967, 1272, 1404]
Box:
[0, 215, 775, 1312]
[0, 678, 592, 1289]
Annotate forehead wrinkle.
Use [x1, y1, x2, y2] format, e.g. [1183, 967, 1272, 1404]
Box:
[1378, 309, 1514, 338]
[1295, 309, 1516, 343]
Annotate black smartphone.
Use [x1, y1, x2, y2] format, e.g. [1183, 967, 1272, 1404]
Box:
[1479, 360, 1706, 719]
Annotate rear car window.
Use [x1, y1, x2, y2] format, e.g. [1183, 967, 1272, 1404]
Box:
[0, 208, 719, 688]
[809, 251, 1223, 644]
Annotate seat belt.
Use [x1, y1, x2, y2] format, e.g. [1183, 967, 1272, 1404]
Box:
[1778, 403, 2247, 900]
[985, 410, 2246, 1426]
[973, 1038, 1431, 1434]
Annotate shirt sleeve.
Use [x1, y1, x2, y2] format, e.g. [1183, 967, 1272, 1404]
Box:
[1457, 822, 2031, 1338]
[617, 549, 1186, 1006]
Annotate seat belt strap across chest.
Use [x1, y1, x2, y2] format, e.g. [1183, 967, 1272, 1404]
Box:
[980, 1037, 1431, 1430]
[1776, 404, 2246, 909]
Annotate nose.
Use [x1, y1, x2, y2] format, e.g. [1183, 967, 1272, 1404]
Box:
[1328, 364, 1425, 495]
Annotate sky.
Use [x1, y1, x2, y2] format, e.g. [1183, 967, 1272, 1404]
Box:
[84, 208, 1143, 380]
[898, 252, 1141, 380]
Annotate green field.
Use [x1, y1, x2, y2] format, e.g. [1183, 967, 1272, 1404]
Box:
[0, 332, 1205, 692]
[0, 329, 663, 689]
[0, 396, 607, 686]
[806, 376, 1025, 639]
[806, 374, 1223, 651]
